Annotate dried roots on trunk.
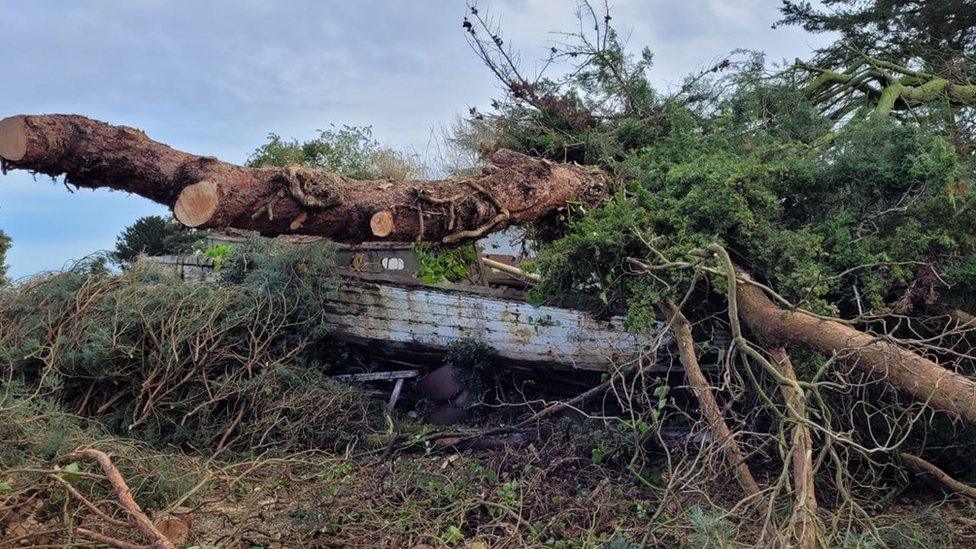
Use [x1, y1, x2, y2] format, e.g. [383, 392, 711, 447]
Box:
[0, 114, 606, 243]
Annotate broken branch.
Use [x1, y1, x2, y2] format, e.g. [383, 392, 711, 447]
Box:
[61, 449, 175, 549]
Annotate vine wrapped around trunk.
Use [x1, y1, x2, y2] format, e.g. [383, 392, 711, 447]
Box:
[0, 114, 606, 243]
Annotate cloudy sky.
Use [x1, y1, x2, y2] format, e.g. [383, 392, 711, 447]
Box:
[0, 0, 830, 279]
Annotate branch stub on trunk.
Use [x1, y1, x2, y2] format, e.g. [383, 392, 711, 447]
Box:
[174, 180, 219, 228]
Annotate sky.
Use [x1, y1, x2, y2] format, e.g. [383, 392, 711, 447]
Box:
[0, 0, 831, 279]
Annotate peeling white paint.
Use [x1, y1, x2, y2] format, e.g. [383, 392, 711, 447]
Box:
[326, 279, 668, 371]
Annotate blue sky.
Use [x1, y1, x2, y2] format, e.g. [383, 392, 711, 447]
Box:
[0, 0, 829, 279]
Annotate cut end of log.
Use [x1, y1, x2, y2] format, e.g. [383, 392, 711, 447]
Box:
[0, 116, 27, 162]
[174, 180, 219, 228]
[370, 209, 395, 237]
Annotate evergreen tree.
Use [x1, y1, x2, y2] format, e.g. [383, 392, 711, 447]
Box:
[0, 229, 10, 283]
[778, 0, 976, 69]
[111, 216, 206, 265]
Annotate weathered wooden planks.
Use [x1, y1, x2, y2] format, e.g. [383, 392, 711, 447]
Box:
[138, 254, 668, 371]
[325, 277, 666, 371]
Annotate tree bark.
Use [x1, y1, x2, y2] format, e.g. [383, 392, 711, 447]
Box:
[734, 268, 976, 424]
[660, 300, 763, 499]
[769, 346, 819, 549]
[0, 114, 605, 243]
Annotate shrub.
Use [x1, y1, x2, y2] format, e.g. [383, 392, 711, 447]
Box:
[111, 215, 207, 266]
[0, 237, 376, 453]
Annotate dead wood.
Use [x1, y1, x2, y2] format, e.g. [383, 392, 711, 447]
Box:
[76, 528, 151, 549]
[901, 452, 976, 500]
[659, 300, 763, 499]
[61, 449, 175, 549]
[0, 114, 606, 243]
[769, 346, 819, 549]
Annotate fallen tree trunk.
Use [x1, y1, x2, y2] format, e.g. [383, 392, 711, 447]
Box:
[0, 114, 605, 243]
[733, 266, 976, 424]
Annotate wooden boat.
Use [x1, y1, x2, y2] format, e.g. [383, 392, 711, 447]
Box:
[325, 272, 661, 371]
[141, 241, 667, 372]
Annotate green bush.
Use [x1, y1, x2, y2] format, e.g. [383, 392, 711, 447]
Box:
[111, 215, 207, 266]
[0, 237, 376, 453]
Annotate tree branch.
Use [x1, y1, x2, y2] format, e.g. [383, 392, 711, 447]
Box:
[61, 449, 175, 549]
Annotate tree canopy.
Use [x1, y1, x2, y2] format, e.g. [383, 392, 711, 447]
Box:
[460, 4, 976, 542]
[463, 3, 976, 320]
[778, 0, 976, 69]
[111, 215, 206, 265]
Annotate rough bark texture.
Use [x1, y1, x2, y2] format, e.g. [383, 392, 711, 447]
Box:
[735, 268, 976, 424]
[0, 114, 606, 243]
[660, 300, 763, 499]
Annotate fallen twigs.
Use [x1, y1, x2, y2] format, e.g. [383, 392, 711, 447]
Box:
[60, 449, 176, 549]
[901, 452, 976, 500]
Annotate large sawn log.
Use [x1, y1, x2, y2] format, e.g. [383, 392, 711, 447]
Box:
[0, 114, 606, 243]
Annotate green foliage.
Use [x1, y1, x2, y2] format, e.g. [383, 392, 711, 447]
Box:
[686, 506, 735, 549]
[247, 125, 420, 180]
[778, 0, 976, 70]
[0, 229, 9, 284]
[0, 238, 372, 453]
[442, 525, 465, 544]
[220, 236, 340, 338]
[500, 39, 976, 319]
[413, 244, 478, 285]
[111, 215, 207, 266]
[201, 243, 234, 270]
[471, 8, 976, 502]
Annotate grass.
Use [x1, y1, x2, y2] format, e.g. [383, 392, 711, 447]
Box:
[1, 242, 975, 547]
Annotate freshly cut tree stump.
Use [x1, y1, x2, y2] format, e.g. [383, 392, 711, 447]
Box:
[0, 116, 27, 161]
[369, 210, 395, 238]
[0, 114, 606, 243]
[173, 180, 219, 228]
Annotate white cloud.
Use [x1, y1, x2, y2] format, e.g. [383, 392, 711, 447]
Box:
[0, 0, 832, 278]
